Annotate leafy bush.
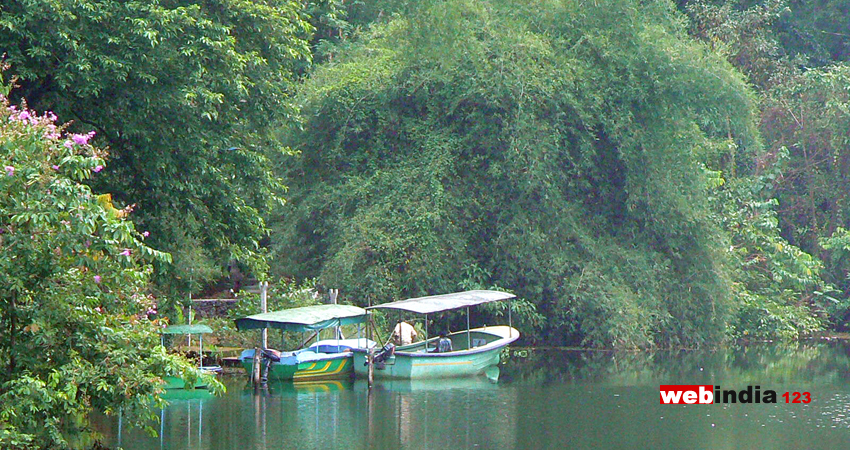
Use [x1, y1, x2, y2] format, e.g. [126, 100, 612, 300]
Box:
[0, 88, 211, 448]
[274, 0, 760, 348]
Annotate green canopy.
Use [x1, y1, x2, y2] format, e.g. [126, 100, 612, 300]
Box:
[234, 304, 367, 333]
[161, 324, 214, 335]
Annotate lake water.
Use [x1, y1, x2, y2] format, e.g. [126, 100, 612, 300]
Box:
[95, 341, 850, 449]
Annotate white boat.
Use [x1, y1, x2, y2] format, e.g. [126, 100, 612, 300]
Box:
[353, 290, 520, 380]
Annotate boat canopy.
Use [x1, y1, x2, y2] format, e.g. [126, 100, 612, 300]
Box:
[368, 290, 515, 314]
[234, 304, 368, 333]
[161, 324, 214, 335]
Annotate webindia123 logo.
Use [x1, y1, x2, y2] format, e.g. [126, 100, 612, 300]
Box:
[659, 385, 811, 404]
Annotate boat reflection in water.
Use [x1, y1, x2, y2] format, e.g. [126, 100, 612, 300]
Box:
[352, 371, 499, 392]
[103, 373, 519, 449]
[360, 372, 518, 450]
[95, 343, 850, 449]
[123, 389, 214, 450]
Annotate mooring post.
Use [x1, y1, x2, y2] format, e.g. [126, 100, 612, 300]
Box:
[252, 347, 261, 388]
[367, 347, 374, 387]
[367, 312, 374, 387]
[260, 281, 268, 350]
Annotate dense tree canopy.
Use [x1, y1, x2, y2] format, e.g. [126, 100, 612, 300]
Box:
[684, 0, 850, 334]
[0, 0, 313, 299]
[274, 0, 760, 347]
[3, 0, 850, 444]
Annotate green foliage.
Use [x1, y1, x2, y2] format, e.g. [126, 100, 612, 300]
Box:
[713, 168, 831, 340]
[685, 0, 797, 90]
[275, 0, 761, 348]
[0, 0, 313, 301]
[681, 0, 850, 339]
[759, 65, 850, 289]
[215, 278, 325, 350]
[0, 94, 211, 447]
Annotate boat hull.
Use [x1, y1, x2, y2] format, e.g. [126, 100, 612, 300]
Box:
[352, 326, 518, 380]
[241, 354, 353, 381]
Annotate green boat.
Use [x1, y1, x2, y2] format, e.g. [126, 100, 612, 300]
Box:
[352, 290, 520, 380]
[160, 324, 222, 390]
[235, 304, 375, 381]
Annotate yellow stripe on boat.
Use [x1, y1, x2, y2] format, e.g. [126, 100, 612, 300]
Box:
[293, 359, 349, 379]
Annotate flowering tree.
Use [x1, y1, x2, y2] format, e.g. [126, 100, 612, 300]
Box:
[0, 0, 313, 300]
[0, 88, 208, 448]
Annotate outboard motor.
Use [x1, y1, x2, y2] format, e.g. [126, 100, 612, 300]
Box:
[260, 348, 281, 383]
[261, 348, 281, 362]
[371, 343, 395, 370]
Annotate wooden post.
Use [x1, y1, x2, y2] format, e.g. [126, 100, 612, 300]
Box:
[367, 312, 374, 388]
[251, 347, 261, 388]
[260, 281, 268, 350]
[367, 348, 374, 387]
[330, 288, 339, 340]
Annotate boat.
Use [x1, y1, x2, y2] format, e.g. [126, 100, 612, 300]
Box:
[352, 290, 520, 380]
[234, 304, 375, 381]
[160, 324, 222, 390]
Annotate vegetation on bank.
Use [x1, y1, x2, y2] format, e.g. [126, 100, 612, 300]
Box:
[3, 0, 850, 446]
[0, 89, 218, 448]
[274, 0, 772, 348]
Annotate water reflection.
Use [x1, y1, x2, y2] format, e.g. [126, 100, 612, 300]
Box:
[97, 341, 850, 449]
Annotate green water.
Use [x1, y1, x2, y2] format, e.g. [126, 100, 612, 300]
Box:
[95, 341, 850, 449]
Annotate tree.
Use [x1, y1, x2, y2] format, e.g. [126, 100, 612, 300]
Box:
[0, 89, 207, 448]
[0, 0, 313, 300]
[274, 0, 761, 348]
[682, 0, 850, 335]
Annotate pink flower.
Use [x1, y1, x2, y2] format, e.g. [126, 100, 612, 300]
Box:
[93, 165, 103, 173]
[44, 125, 60, 140]
[94, 275, 102, 284]
[72, 134, 89, 146]
[72, 131, 96, 146]
[63, 140, 74, 149]
[142, 231, 150, 237]
[17, 111, 30, 121]
[4, 166, 13, 177]
[120, 248, 131, 256]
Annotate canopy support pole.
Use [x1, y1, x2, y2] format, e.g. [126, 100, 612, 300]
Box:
[467, 307, 471, 350]
[425, 314, 429, 351]
[508, 298, 512, 338]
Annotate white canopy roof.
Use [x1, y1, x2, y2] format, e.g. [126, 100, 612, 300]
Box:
[368, 290, 515, 314]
